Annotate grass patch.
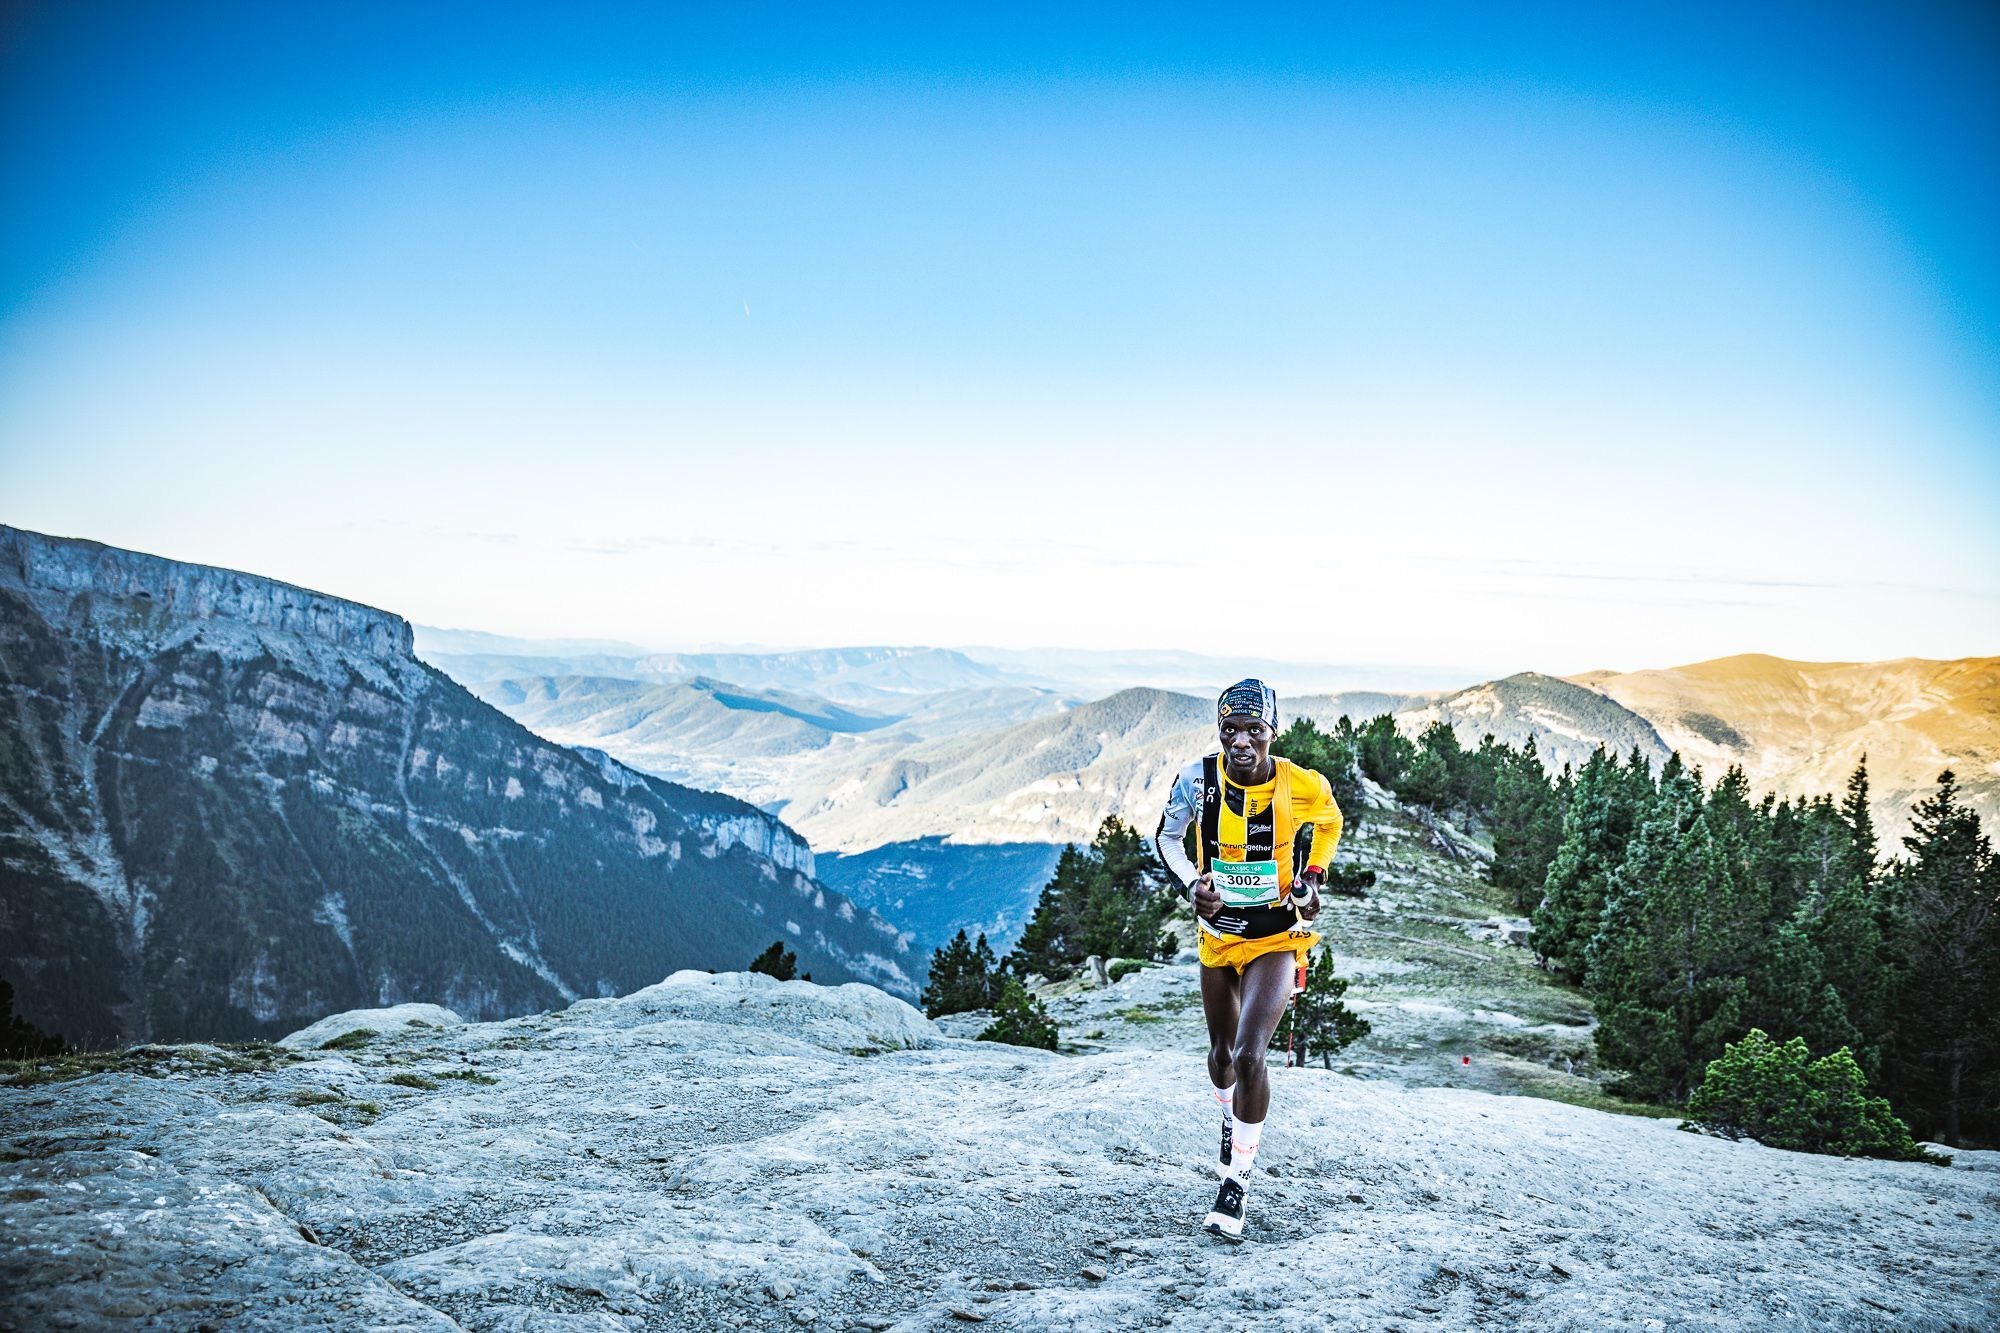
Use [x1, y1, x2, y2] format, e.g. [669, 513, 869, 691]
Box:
[383, 1072, 438, 1090]
[1, 1042, 304, 1087]
[1116, 1007, 1165, 1026]
[437, 1069, 499, 1085]
[1516, 1080, 1682, 1120]
[289, 1089, 381, 1123]
[318, 1029, 377, 1051]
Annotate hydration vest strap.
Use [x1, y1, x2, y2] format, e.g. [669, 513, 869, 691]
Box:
[1272, 757, 1296, 892]
[1198, 754, 1221, 872]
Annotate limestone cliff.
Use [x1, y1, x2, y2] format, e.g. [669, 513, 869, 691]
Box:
[1, 526, 413, 665]
[0, 526, 913, 1046]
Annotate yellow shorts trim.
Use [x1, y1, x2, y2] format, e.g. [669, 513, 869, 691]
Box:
[1198, 927, 1320, 973]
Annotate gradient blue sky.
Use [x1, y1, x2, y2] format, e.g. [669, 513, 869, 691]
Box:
[3, 2, 1996, 677]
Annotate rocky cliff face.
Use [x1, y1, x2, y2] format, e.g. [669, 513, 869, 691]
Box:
[0, 527, 913, 1046]
[3, 527, 413, 664]
[572, 746, 814, 877]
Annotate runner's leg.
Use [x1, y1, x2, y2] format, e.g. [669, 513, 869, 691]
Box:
[1200, 963, 1242, 1091]
[1228, 950, 1295, 1123]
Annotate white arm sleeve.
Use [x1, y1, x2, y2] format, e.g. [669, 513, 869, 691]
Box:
[1152, 764, 1202, 897]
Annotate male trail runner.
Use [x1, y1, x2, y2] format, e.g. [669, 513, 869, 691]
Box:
[1152, 679, 1342, 1241]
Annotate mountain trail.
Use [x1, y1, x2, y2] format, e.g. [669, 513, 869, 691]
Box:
[4, 971, 1994, 1331]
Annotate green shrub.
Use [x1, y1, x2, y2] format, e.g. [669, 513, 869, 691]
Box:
[318, 1029, 377, 1051]
[977, 980, 1059, 1051]
[1107, 959, 1145, 983]
[1683, 1029, 1947, 1163]
[1323, 864, 1376, 895]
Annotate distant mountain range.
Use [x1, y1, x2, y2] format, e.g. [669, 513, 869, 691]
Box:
[775, 673, 1676, 852]
[1571, 653, 2000, 836]
[465, 674, 1073, 805]
[448, 633, 1998, 954]
[1392, 671, 1673, 773]
[419, 638, 1024, 704]
[416, 630, 1481, 710]
[947, 645, 1491, 697]
[0, 527, 915, 1047]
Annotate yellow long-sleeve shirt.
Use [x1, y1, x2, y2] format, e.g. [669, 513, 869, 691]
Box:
[1152, 754, 1343, 940]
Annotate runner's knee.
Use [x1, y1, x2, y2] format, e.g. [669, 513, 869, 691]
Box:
[1230, 1041, 1267, 1081]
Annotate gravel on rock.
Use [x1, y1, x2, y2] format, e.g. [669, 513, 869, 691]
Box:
[3, 968, 1996, 1331]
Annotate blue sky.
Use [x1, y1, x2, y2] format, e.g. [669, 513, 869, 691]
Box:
[2, 2, 1996, 676]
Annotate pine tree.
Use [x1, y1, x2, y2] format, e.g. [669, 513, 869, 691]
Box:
[1007, 845, 1091, 979]
[1004, 817, 1174, 980]
[1276, 718, 1364, 822]
[1398, 748, 1451, 810]
[749, 940, 798, 981]
[1878, 772, 2000, 1146]
[1785, 792, 1890, 1078]
[1272, 948, 1372, 1069]
[1462, 733, 1507, 814]
[1274, 718, 1329, 772]
[1413, 721, 1467, 810]
[1840, 756, 1879, 882]
[1586, 771, 1768, 1103]
[1355, 714, 1415, 790]
[1532, 749, 1647, 984]
[1742, 917, 1859, 1071]
[1490, 737, 1563, 913]
[922, 930, 1002, 1017]
[1083, 817, 1173, 961]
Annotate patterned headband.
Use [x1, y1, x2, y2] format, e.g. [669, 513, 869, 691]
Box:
[1217, 679, 1277, 728]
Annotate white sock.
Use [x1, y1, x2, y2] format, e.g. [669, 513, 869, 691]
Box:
[1212, 1083, 1235, 1125]
[1227, 1115, 1264, 1181]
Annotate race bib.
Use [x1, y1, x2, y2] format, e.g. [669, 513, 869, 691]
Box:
[1211, 858, 1280, 908]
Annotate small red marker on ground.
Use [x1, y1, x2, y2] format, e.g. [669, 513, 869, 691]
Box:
[1462, 1055, 1470, 1065]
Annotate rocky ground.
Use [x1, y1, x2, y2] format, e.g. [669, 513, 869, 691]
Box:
[4, 968, 1997, 1332]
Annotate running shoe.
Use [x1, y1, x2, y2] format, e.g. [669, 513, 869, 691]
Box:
[1203, 1177, 1246, 1243]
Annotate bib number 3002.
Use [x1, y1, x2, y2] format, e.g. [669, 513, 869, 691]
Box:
[1211, 858, 1280, 908]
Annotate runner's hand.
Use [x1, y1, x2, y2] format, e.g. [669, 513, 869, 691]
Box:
[1294, 871, 1325, 921]
[1191, 871, 1222, 920]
